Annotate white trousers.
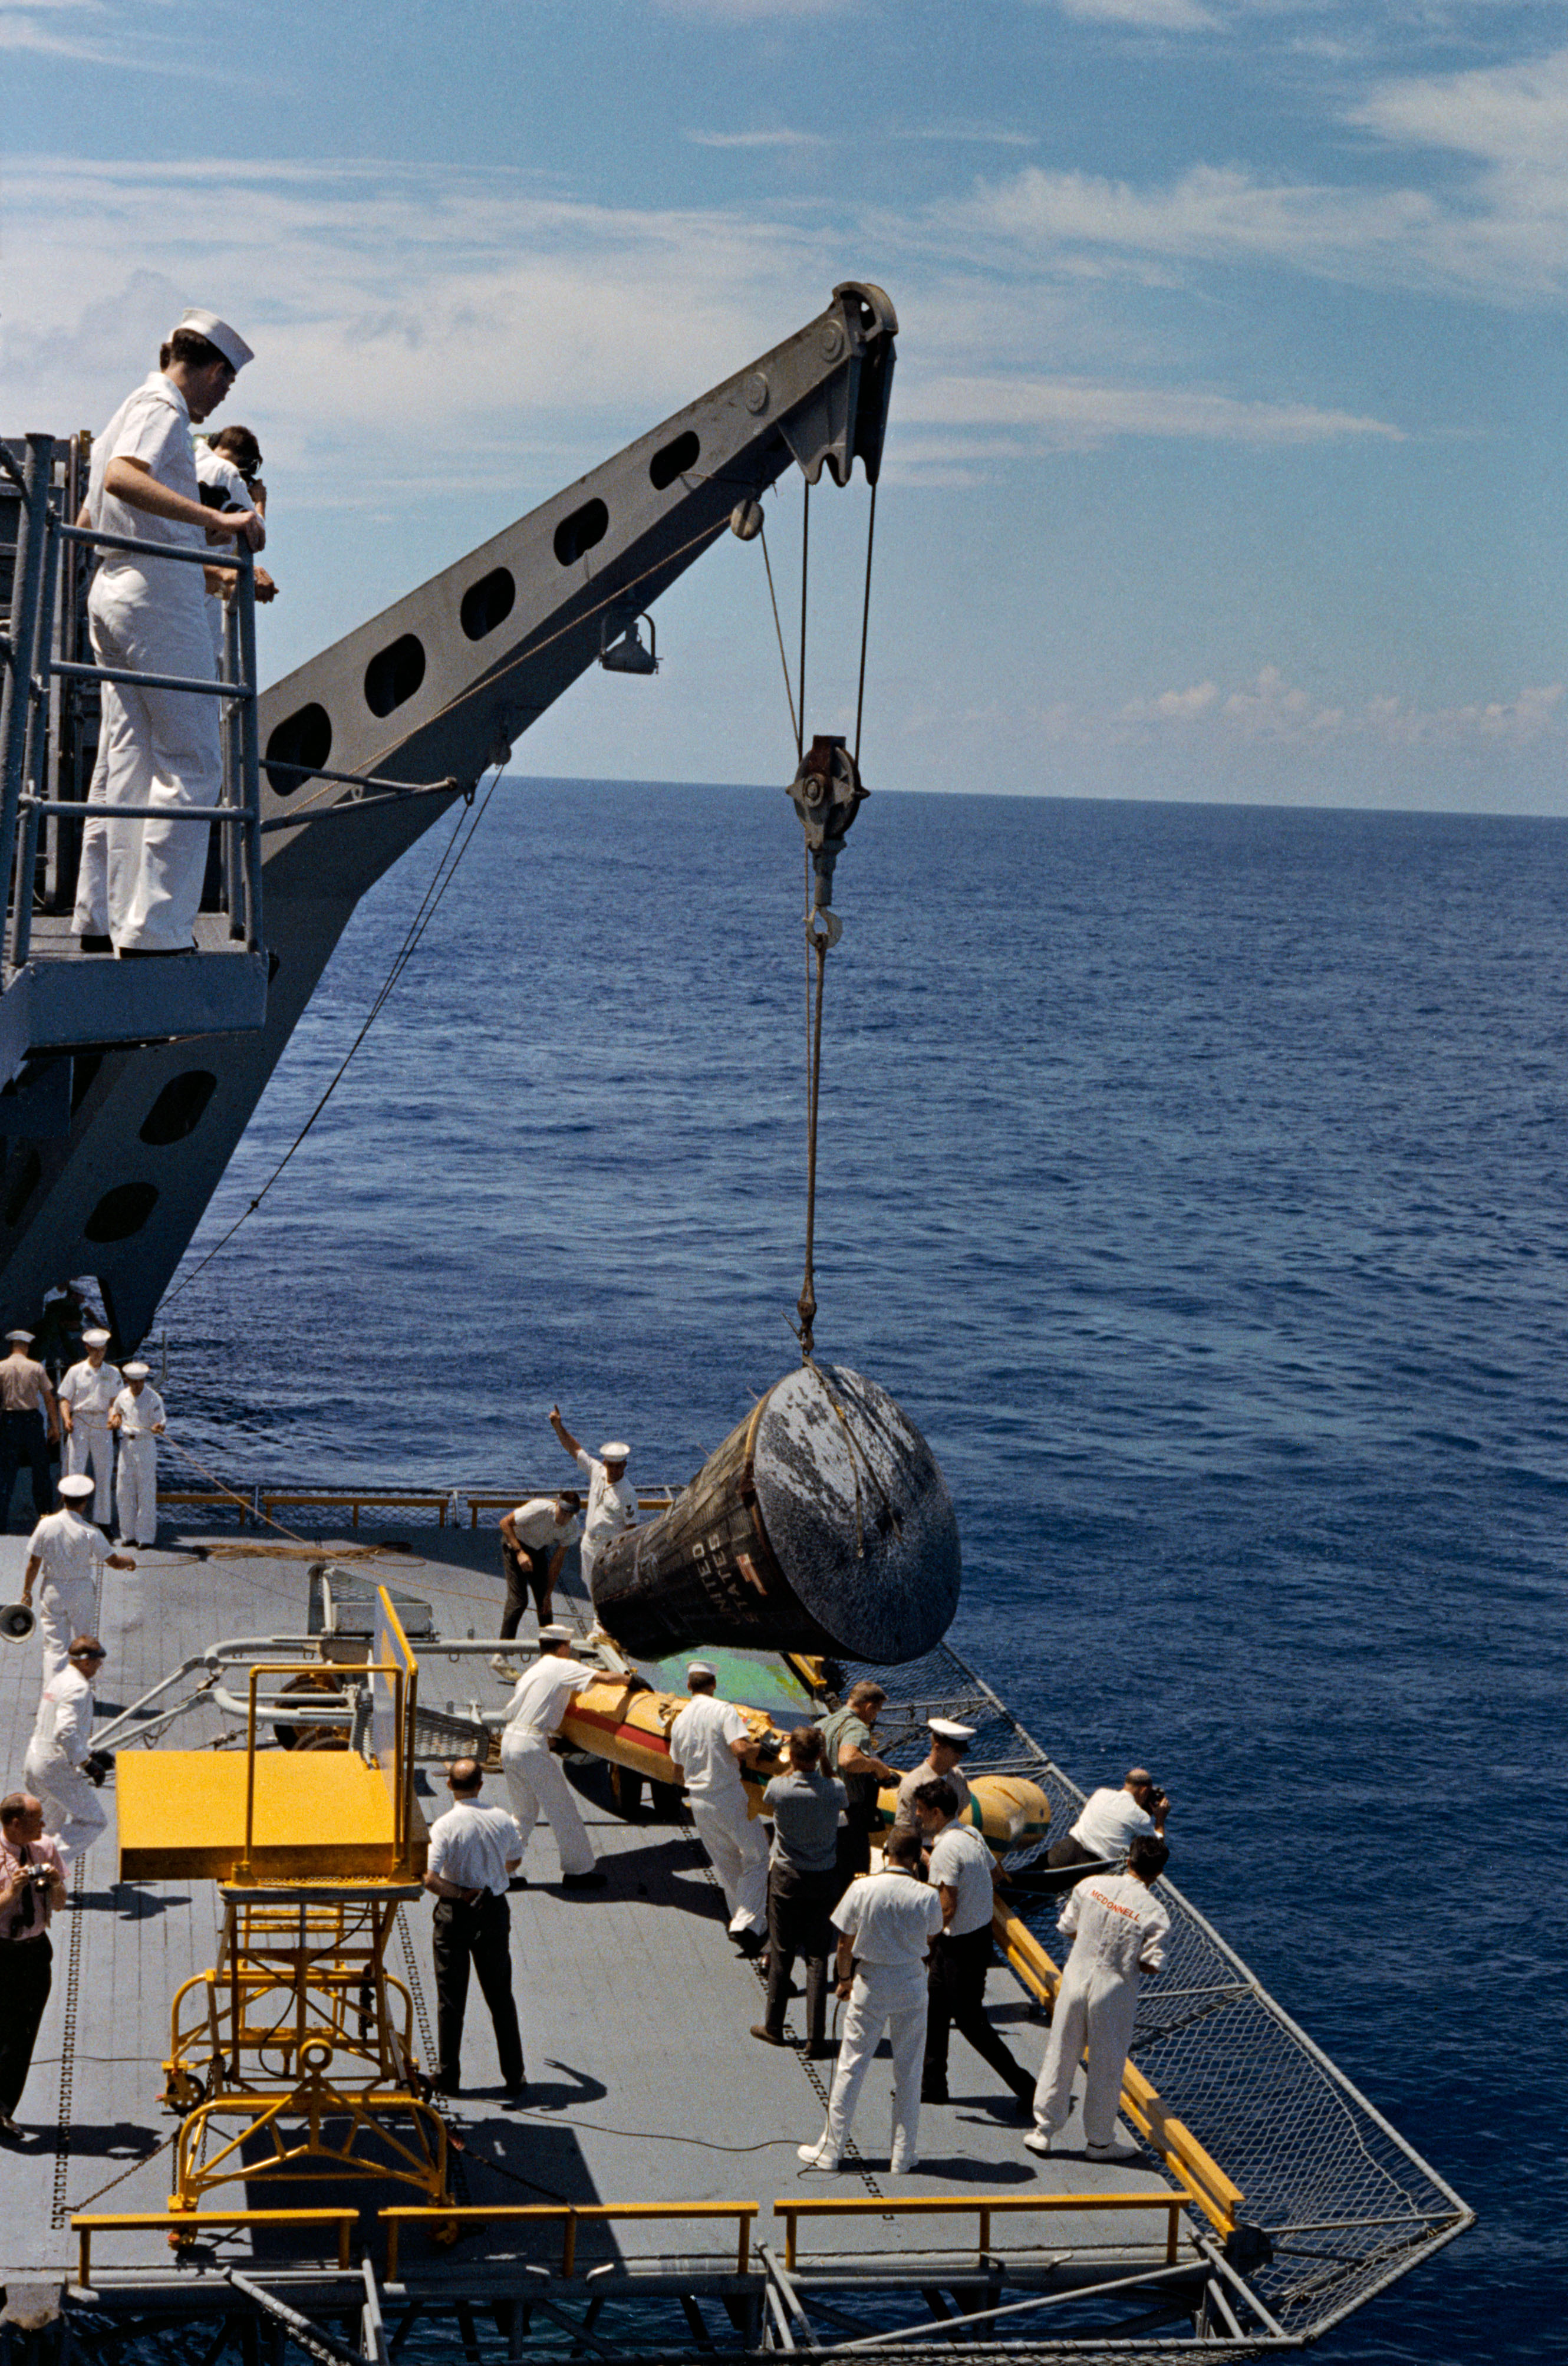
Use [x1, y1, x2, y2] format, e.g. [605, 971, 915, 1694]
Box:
[116, 1433, 157, 1544]
[65, 1423, 114, 1525]
[689, 1795, 769, 1934]
[819, 1975, 928, 2167]
[37, 1575, 97, 1683]
[1033, 1967, 1140, 2148]
[22, 1749, 106, 1864]
[500, 1736, 595, 1878]
[73, 702, 118, 937]
[83, 570, 219, 952]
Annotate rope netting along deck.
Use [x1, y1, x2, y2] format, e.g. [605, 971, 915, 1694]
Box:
[843, 1638, 1473, 2348]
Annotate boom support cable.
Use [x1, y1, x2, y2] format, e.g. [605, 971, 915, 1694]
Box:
[160, 763, 506, 1309]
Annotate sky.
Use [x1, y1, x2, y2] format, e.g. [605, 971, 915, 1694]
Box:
[3, 0, 1567, 811]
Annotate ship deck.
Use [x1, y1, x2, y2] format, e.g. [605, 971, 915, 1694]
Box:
[0, 1512, 1469, 2360]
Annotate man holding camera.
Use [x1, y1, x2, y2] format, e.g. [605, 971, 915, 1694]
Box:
[0, 1790, 67, 2135]
[22, 1636, 112, 1866]
[1046, 1768, 1171, 1871]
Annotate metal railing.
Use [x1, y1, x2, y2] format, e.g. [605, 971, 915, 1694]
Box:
[0, 432, 263, 968]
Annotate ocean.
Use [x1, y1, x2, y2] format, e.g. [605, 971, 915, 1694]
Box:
[164, 779, 1565, 2361]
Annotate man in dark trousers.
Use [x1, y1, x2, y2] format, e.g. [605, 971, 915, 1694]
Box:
[0, 1330, 59, 1532]
[913, 1778, 1035, 2112]
[0, 1789, 67, 2137]
[423, 1758, 526, 2100]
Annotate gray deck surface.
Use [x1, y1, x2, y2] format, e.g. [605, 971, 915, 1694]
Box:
[0, 1519, 1181, 2290]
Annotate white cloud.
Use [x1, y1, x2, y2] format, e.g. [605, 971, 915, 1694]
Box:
[1055, 0, 1219, 28]
[888, 123, 1037, 148]
[1081, 667, 1567, 749]
[898, 372, 1401, 449]
[684, 127, 829, 148]
[1352, 44, 1568, 169]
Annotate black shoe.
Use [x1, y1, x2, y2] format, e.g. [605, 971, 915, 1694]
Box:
[559, 1870, 607, 1890]
[750, 2023, 788, 2047]
[77, 934, 111, 955]
[920, 2087, 948, 2105]
[502, 2082, 528, 2102]
[430, 2078, 462, 2098]
[732, 1930, 765, 1959]
[805, 2041, 837, 2061]
[508, 1874, 529, 1890]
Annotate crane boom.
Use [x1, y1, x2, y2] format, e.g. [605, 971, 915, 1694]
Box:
[0, 284, 898, 1344]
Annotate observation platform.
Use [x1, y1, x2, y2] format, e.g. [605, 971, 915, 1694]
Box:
[0, 1505, 1468, 2360]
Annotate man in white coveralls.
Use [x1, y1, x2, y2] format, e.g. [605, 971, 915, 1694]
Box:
[668, 1660, 769, 1954]
[75, 309, 263, 953]
[498, 1625, 607, 1888]
[548, 1407, 636, 1590]
[798, 1827, 943, 2175]
[107, 1361, 164, 1546]
[23, 1636, 111, 1865]
[19, 1474, 134, 1681]
[57, 1327, 121, 1527]
[1026, 1834, 1171, 2160]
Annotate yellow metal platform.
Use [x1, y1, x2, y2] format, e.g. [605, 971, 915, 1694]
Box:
[117, 1749, 428, 1882]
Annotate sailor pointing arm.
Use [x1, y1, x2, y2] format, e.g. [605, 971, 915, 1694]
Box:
[548, 1407, 636, 1592]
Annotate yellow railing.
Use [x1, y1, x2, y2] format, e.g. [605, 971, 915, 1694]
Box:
[381, 2202, 758, 2281]
[992, 1904, 1245, 2236]
[776, 2191, 1187, 2273]
[72, 2209, 356, 2286]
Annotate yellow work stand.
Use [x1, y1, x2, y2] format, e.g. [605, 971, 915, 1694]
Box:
[116, 1595, 450, 2219]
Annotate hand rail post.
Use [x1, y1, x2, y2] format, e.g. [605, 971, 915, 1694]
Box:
[12, 496, 64, 970]
[235, 546, 262, 951]
[561, 2210, 577, 2278]
[222, 594, 244, 938]
[1, 436, 53, 974]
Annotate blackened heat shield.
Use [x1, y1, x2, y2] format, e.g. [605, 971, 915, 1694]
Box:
[589, 1363, 961, 1666]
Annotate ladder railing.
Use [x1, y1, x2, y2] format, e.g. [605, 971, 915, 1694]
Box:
[0, 434, 264, 969]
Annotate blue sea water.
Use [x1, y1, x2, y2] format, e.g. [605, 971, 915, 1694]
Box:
[166, 781, 1566, 2362]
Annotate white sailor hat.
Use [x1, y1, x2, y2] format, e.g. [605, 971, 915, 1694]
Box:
[122, 1360, 150, 1378]
[928, 1718, 975, 1745]
[58, 1474, 95, 1500]
[537, 1623, 575, 1646]
[600, 1441, 631, 1462]
[4, 1328, 33, 1344]
[82, 1327, 111, 1348]
[176, 308, 254, 373]
[687, 1660, 717, 1680]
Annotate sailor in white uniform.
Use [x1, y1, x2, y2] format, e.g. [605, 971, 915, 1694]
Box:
[58, 1328, 120, 1526]
[498, 1626, 607, 1887]
[194, 428, 276, 668]
[799, 1828, 944, 2176]
[1027, 1835, 1171, 2158]
[548, 1407, 637, 1590]
[75, 308, 262, 952]
[668, 1661, 769, 1952]
[23, 1637, 110, 1865]
[107, 1363, 164, 1547]
[19, 1475, 132, 1681]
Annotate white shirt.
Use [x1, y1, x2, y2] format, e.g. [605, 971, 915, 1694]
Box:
[1070, 1786, 1158, 1860]
[426, 1798, 523, 1897]
[502, 1653, 592, 1746]
[89, 373, 205, 593]
[891, 1760, 971, 1837]
[195, 442, 251, 510]
[112, 1383, 164, 1438]
[510, 1497, 583, 1554]
[834, 1869, 944, 2003]
[575, 1449, 637, 1548]
[59, 1358, 122, 1423]
[29, 1664, 95, 1768]
[928, 1820, 996, 1936]
[668, 1693, 749, 1804]
[1058, 1873, 1171, 1982]
[27, 1507, 110, 1595]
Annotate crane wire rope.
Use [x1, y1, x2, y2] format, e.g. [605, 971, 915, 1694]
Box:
[159, 762, 506, 1309]
[793, 475, 878, 1363]
[757, 520, 801, 759]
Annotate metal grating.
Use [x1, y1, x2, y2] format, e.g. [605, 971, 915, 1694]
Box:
[842, 1637, 1473, 2347]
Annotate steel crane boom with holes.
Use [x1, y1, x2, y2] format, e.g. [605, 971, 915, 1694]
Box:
[0, 283, 897, 1345]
